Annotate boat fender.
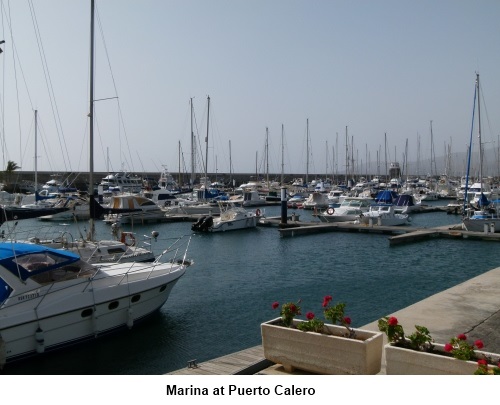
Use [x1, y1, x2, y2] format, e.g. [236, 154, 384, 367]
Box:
[255, 208, 261, 217]
[121, 232, 136, 247]
[327, 208, 335, 215]
[35, 327, 45, 354]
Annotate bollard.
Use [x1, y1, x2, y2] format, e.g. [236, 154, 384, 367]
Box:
[484, 223, 489, 233]
[490, 223, 495, 233]
[280, 187, 287, 224]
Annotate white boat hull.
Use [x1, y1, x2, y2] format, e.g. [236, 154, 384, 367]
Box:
[0, 262, 186, 364]
[462, 217, 500, 233]
[358, 215, 410, 226]
[317, 214, 359, 223]
[210, 216, 257, 232]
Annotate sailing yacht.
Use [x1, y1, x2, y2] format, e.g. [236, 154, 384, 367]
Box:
[462, 73, 500, 233]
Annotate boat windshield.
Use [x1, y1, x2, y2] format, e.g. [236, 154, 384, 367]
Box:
[12, 253, 97, 284]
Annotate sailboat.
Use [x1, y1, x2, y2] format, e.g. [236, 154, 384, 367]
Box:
[462, 73, 500, 233]
[0, 0, 193, 368]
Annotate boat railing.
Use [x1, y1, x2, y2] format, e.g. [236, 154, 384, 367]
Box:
[1, 223, 78, 246]
[97, 234, 193, 287]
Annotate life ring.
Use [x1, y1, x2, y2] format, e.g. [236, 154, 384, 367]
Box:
[255, 208, 261, 217]
[327, 208, 335, 215]
[120, 232, 136, 247]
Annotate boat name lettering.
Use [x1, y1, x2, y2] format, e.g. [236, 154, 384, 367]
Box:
[18, 292, 40, 301]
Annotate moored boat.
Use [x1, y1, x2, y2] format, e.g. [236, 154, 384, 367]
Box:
[0, 239, 192, 367]
[356, 204, 411, 226]
[191, 202, 257, 233]
[102, 194, 166, 225]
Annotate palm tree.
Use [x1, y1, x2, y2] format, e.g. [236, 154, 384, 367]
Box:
[4, 160, 21, 183]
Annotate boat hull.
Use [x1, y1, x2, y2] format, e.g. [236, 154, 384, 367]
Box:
[462, 217, 500, 233]
[209, 216, 257, 232]
[0, 264, 185, 365]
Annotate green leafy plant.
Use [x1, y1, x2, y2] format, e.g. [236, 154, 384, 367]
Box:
[322, 295, 355, 338]
[444, 333, 483, 361]
[296, 312, 324, 333]
[272, 300, 301, 327]
[378, 316, 433, 351]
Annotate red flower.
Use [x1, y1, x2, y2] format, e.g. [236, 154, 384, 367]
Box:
[457, 333, 467, 341]
[272, 301, 279, 310]
[322, 295, 333, 307]
[343, 317, 352, 325]
[289, 304, 297, 313]
[306, 312, 315, 320]
[444, 343, 453, 352]
[477, 359, 488, 366]
[474, 339, 484, 349]
[388, 316, 398, 326]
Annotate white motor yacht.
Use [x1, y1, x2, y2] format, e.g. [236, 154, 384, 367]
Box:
[191, 203, 257, 233]
[0, 239, 192, 367]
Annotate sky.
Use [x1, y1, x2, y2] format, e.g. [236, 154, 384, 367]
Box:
[1, 0, 500, 180]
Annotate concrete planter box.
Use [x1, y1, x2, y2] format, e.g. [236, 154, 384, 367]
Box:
[385, 343, 499, 375]
[261, 317, 383, 374]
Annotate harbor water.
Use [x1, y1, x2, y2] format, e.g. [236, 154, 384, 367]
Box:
[2, 201, 499, 375]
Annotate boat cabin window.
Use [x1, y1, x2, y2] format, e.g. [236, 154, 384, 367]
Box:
[106, 247, 126, 254]
[140, 200, 156, 207]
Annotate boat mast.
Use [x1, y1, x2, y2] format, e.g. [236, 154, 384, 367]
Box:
[178, 140, 181, 186]
[463, 74, 478, 213]
[384, 133, 388, 188]
[325, 140, 328, 182]
[229, 140, 232, 187]
[306, 119, 309, 186]
[335, 132, 338, 184]
[204, 95, 210, 192]
[190, 97, 195, 187]
[281, 124, 284, 186]
[430, 120, 436, 180]
[255, 151, 258, 179]
[477, 73, 483, 195]
[266, 127, 269, 187]
[34, 109, 38, 194]
[88, 0, 95, 240]
[345, 126, 348, 186]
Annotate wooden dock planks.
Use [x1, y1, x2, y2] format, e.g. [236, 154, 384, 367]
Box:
[167, 346, 266, 375]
